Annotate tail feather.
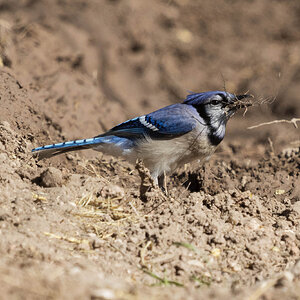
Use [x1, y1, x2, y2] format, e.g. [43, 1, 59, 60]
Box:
[32, 137, 103, 160]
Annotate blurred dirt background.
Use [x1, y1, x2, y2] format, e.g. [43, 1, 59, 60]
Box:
[0, 0, 299, 299]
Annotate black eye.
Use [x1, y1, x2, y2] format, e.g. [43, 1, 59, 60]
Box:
[211, 100, 219, 105]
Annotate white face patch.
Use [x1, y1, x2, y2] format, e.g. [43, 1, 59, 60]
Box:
[139, 116, 159, 131]
[214, 94, 223, 101]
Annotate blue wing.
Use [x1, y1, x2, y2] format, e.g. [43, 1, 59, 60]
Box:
[99, 104, 197, 140]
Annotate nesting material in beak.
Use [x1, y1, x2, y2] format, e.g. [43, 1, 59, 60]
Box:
[228, 94, 254, 110]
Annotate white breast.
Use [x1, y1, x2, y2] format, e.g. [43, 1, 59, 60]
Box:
[136, 129, 217, 178]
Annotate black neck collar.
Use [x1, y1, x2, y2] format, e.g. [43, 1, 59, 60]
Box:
[192, 104, 225, 146]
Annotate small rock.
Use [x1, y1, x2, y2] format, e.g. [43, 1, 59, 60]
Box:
[91, 289, 115, 300]
[40, 167, 63, 187]
[91, 238, 105, 249]
[229, 261, 242, 272]
[0, 121, 11, 131]
[245, 218, 262, 231]
[228, 211, 243, 225]
[176, 28, 193, 43]
[211, 248, 221, 257]
[0, 153, 8, 162]
[100, 184, 124, 199]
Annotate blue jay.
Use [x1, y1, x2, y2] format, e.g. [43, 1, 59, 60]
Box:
[32, 91, 252, 188]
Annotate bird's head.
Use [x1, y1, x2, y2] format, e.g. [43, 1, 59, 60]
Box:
[184, 91, 253, 125]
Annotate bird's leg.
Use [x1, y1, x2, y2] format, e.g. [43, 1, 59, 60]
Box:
[158, 171, 168, 195]
[136, 159, 157, 201]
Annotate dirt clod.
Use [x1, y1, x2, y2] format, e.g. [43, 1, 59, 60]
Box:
[39, 167, 63, 187]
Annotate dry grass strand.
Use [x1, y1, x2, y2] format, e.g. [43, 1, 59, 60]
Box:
[248, 118, 300, 130]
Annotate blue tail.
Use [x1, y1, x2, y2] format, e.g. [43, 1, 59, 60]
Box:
[32, 137, 107, 160]
[32, 136, 135, 160]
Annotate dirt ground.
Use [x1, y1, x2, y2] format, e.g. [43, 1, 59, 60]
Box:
[0, 0, 300, 299]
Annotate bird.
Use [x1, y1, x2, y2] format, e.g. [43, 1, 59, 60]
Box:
[32, 91, 252, 189]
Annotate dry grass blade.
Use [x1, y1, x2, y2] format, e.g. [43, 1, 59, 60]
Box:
[74, 191, 141, 241]
[44, 232, 89, 245]
[173, 241, 199, 253]
[241, 94, 276, 112]
[190, 274, 211, 286]
[228, 97, 254, 110]
[140, 241, 152, 266]
[142, 269, 184, 287]
[246, 277, 280, 300]
[248, 118, 300, 129]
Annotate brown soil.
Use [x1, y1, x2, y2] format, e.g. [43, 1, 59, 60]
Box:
[0, 1, 300, 299]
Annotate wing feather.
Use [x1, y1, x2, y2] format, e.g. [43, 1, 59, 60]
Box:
[99, 104, 196, 140]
